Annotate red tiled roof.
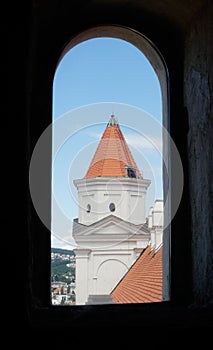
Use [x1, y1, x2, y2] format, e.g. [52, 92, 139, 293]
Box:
[85, 115, 142, 179]
[111, 245, 162, 303]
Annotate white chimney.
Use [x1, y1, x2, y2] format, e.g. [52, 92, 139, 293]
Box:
[149, 200, 164, 251]
[148, 206, 153, 228]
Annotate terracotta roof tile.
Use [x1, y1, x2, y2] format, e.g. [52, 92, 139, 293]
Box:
[111, 245, 162, 303]
[85, 115, 142, 179]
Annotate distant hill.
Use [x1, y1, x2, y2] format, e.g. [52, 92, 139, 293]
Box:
[51, 247, 75, 256]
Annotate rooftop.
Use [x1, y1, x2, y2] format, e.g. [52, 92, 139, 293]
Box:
[85, 115, 142, 179]
[111, 245, 162, 303]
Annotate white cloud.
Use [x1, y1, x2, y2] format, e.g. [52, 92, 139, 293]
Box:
[51, 232, 77, 250]
[125, 133, 162, 153]
[87, 131, 102, 139]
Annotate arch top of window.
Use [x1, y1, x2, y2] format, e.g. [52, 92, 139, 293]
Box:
[57, 25, 169, 117]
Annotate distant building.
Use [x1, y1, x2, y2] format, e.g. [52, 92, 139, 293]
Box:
[72, 115, 163, 305]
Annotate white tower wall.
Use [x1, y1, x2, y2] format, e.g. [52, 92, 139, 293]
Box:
[74, 177, 151, 226]
[73, 229, 150, 305]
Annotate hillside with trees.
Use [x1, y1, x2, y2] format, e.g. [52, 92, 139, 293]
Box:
[51, 247, 75, 283]
[51, 247, 75, 256]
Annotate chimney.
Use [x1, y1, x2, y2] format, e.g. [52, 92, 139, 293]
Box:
[149, 200, 163, 251]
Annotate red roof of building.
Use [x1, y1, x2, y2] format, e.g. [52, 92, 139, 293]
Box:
[85, 115, 142, 179]
[111, 245, 162, 303]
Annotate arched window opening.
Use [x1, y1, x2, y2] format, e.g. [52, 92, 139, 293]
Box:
[50, 26, 172, 306]
[109, 203, 116, 212]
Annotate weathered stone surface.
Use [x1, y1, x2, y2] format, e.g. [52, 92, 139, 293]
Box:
[184, 2, 213, 305]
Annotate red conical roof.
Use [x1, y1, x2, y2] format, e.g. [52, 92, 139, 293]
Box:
[85, 115, 142, 179]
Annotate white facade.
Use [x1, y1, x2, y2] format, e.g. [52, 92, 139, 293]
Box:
[74, 176, 151, 226]
[71, 177, 166, 305]
[73, 215, 150, 305]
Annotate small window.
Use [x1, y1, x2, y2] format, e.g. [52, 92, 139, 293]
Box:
[86, 204, 91, 213]
[126, 167, 136, 178]
[109, 203, 115, 212]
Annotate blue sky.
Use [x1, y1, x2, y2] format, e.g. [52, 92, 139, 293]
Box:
[51, 37, 163, 249]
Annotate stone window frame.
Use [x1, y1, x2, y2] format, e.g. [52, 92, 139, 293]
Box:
[26, 13, 202, 327]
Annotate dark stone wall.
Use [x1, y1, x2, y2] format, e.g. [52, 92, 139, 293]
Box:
[184, 1, 213, 305]
[12, 0, 212, 331]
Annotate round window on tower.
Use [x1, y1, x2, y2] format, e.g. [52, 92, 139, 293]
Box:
[86, 204, 91, 213]
[109, 203, 115, 212]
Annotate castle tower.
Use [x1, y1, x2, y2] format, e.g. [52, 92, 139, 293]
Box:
[72, 115, 151, 305]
